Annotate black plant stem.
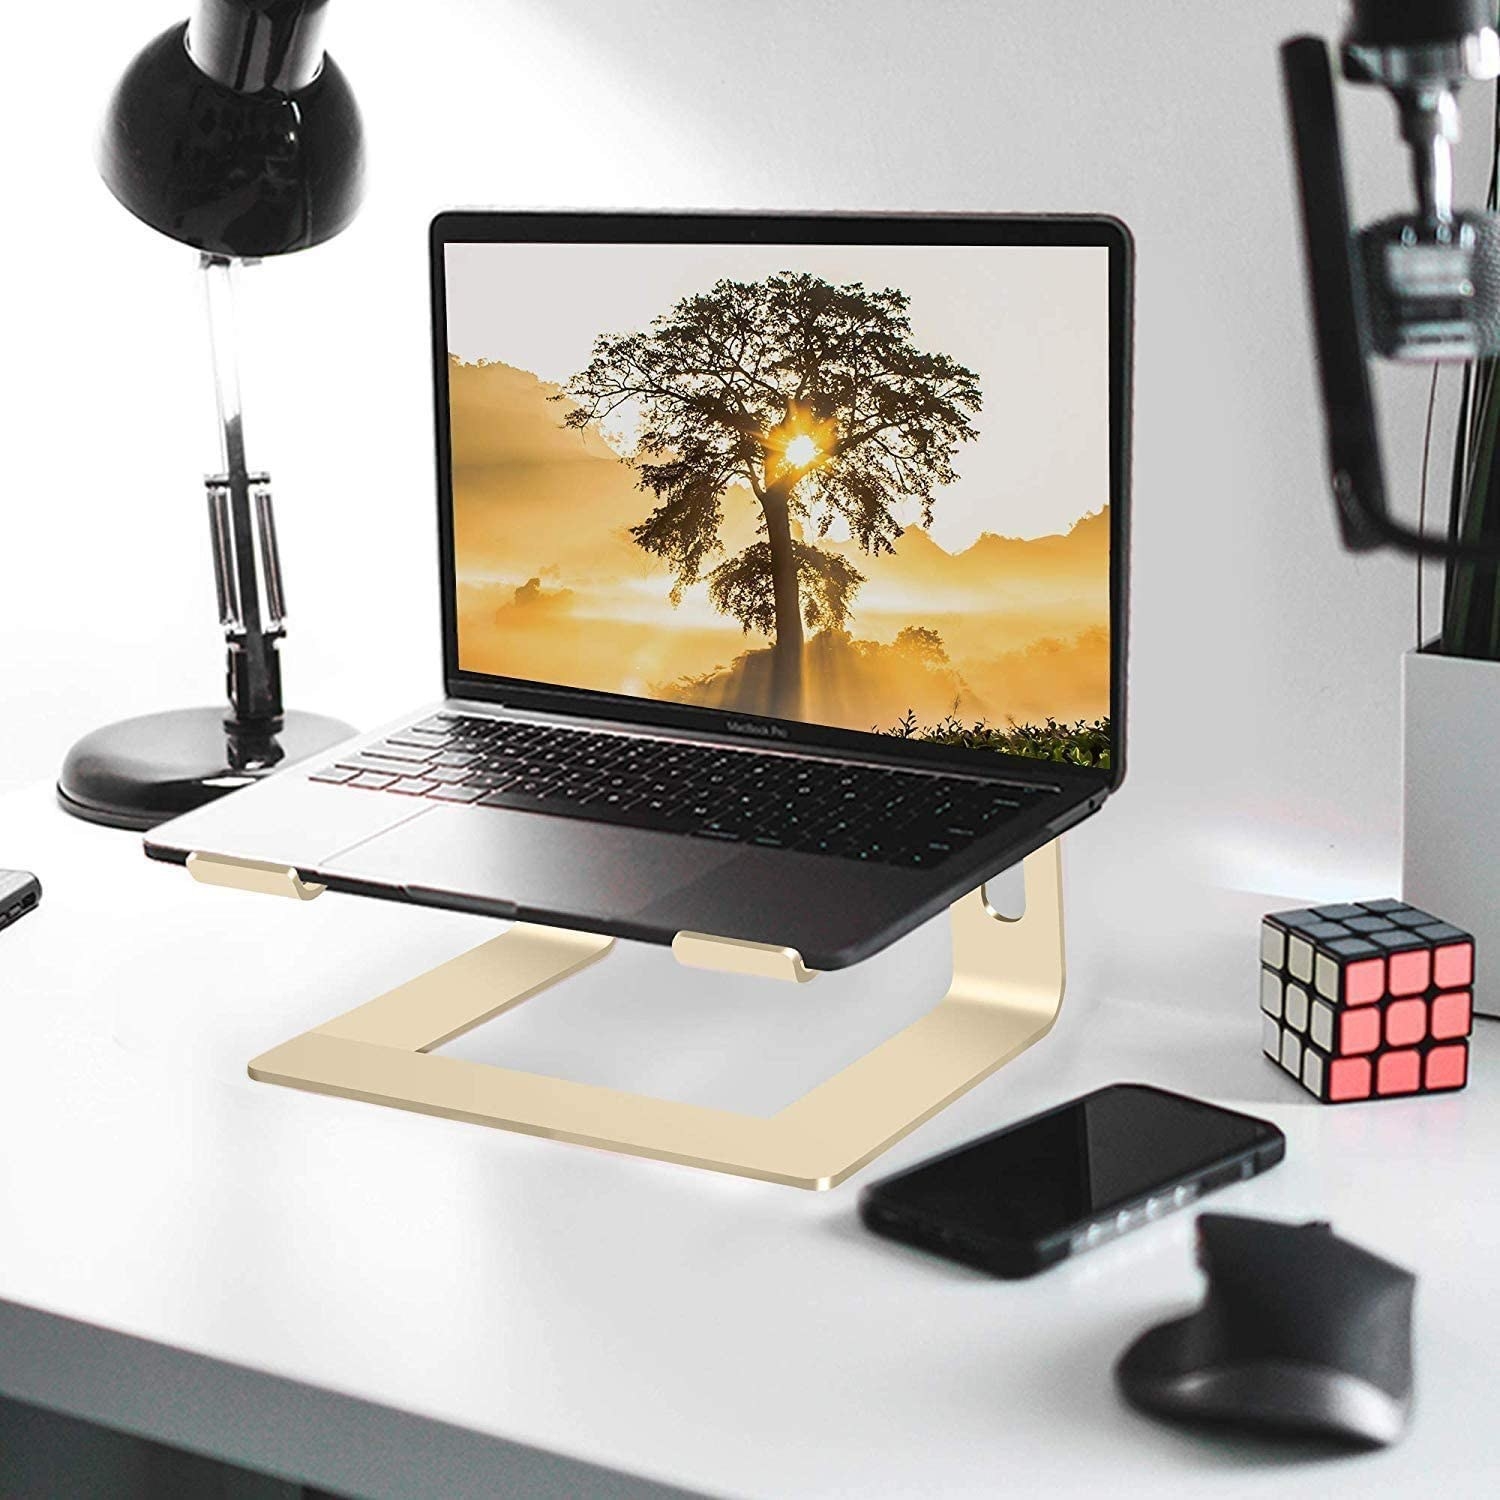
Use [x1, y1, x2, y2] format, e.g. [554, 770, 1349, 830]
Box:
[1444, 359, 1479, 653]
[1437, 36, 1500, 658]
[1442, 361, 1472, 638]
[1445, 374, 1500, 657]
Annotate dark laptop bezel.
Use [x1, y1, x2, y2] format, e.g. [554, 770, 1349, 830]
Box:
[429, 210, 1131, 792]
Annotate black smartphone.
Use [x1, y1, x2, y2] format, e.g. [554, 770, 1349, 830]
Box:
[860, 1084, 1285, 1279]
[0, 870, 41, 934]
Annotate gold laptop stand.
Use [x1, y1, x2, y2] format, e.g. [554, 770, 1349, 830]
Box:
[187, 840, 1066, 1190]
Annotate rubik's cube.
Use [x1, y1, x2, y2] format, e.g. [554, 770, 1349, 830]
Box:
[1260, 900, 1473, 1103]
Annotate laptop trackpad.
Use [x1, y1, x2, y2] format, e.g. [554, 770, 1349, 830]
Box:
[327, 803, 739, 920]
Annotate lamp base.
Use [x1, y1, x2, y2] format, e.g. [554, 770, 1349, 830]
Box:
[58, 706, 355, 832]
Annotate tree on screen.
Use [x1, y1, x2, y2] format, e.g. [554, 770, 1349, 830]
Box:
[556, 272, 981, 718]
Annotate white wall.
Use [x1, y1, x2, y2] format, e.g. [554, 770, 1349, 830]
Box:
[0, 0, 1476, 892]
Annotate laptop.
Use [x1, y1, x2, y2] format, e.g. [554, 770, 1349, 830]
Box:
[147, 211, 1132, 971]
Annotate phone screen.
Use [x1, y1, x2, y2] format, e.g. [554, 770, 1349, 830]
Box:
[877, 1085, 1278, 1244]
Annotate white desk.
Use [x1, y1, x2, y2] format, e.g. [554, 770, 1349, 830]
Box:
[0, 782, 1494, 1499]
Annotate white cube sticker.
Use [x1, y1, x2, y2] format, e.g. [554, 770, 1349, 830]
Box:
[1280, 1030, 1303, 1076]
[1315, 953, 1340, 1001]
[1285, 983, 1309, 1034]
[1261, 923, 1286, 968]
[1310, 1000, 1335, 1052]
[1260, 969, 1283, 1018]
[1263, 1015, 1282, 1058]
[1288, 936, 1314, 982]
[1303, 1049, 1325, 1096]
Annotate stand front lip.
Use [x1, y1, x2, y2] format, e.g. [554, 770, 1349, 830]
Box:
[192, 841, 1067, 1190]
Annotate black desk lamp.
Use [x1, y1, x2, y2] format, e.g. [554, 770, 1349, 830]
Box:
[58, 0, 364, 828]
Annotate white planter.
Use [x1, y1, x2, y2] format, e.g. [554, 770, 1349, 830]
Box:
[1402, 649, 1500, 1016]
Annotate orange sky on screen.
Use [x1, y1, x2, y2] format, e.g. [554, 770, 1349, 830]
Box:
[450, 358, 1110, 735]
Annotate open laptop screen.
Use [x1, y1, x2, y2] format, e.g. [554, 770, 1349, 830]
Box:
[439, 225, 1121, 775]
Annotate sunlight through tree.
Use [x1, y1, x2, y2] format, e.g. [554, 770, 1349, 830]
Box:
[556, 272, 982, 718]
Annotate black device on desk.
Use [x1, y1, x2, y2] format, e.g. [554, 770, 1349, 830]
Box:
[859, 1084, 1284, 1278]
[0, 871, 41, 933]
[1117, 1213, 1416, 1449]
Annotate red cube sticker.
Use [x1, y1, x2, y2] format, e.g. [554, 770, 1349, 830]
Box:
[1384, 998, 1427, 1048]
[1329, 1056, 1373, 1101]
[1430, 991, 1472, 1041]
[1376, 1050, 1421, 1096]
[1425, 1043, 1468, 1091]
[1339, 1007, 1381, 1056]
[1434, 942, 1473, 989]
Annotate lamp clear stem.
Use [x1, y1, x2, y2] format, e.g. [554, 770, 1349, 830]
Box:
[201, 253, 285, 725]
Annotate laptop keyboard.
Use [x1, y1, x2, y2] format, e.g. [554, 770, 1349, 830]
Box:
[308, 712, 1059, 870]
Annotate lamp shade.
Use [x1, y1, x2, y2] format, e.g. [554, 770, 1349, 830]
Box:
[99, 1, 363, 258]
